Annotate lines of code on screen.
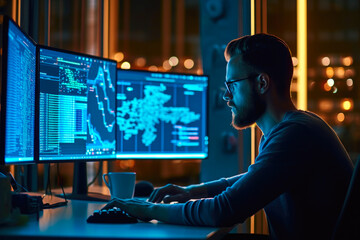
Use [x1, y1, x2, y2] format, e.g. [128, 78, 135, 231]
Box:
[39, 48, 116, 160]
[116, 70, 208, 159]
[4, 21, 36, 164]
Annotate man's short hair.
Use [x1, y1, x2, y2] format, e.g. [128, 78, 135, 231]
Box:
[224, 33, 293, 96]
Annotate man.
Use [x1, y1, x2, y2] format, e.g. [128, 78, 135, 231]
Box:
[104, 34, 354, 240]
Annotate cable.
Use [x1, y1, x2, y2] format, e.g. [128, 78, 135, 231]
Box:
[45, 164, 52, 195]
[41, 163, 68, 209]
[6, 171, 29, 192]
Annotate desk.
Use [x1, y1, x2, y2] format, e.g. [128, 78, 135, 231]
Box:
[0, 199, 230, 240]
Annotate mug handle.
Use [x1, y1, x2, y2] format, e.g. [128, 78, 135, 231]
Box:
[102, 173, 111, 188]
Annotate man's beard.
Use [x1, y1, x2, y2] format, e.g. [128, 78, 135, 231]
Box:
[231, 88, 266, 130]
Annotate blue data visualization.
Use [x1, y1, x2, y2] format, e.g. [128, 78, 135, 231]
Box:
[3, 20, 36, 164]
[116, 70, 208, 159]
[38, 47, 117, 161]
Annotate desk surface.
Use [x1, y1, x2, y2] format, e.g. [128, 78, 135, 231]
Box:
[0, 198, 229, 240]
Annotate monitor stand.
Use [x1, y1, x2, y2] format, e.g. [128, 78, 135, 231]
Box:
[57, 162, 110, 202]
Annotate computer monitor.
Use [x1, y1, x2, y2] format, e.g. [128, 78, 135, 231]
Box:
[0, 16, 37, 165]
[116, 69, 208, 159]
[38, 45, 117, 200]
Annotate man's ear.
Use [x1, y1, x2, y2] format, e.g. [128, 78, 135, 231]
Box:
[256, 73, 270, 95]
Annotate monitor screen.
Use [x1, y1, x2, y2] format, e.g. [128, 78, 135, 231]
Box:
[116, 70, 208, 159]
[38, 46, 117, 161]
[0, 18, 37, 165]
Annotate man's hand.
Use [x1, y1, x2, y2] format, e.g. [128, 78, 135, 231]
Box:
[148, 184, 192, 203]
[102, 198, 153, 222]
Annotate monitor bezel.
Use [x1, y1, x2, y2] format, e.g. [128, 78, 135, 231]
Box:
[0, 15, 38, 165]
[115, 68, 209, 160]
[36, 44, 118, 163]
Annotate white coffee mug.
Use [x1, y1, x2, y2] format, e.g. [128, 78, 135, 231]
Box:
[102, 172, 136, 199]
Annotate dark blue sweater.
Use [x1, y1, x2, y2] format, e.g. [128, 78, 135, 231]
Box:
[167, 111, 353, 240]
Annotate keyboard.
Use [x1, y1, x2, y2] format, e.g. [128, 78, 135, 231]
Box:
[87, 207, 138, 224]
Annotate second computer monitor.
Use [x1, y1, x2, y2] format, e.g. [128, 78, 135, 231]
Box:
[38, 46, 117, 161]
[116, 69, 208, 159]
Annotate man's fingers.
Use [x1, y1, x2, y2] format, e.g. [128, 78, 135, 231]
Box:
[163, 193, 189, 203]
[148, 184, 186, 203]
[148, 189, 160, 202]
[101, 201, 116, 210]
[149, 185, 173, 203]
[163, 194, 181, 203]
[101, 198, 125, 210]
[149, 190, 164, 203]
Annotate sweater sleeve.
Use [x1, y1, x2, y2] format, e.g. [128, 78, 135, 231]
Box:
[166, 122, 312, 227]
[166, 163, 294, 227]
[204, 173, 246, 197]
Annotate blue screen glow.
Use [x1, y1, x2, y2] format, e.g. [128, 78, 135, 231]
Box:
[116, 70, 208, 159]
[4, 20, 36, 164]
[39, 47, 117, 161]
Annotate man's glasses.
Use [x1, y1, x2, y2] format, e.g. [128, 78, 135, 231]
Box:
[224, 75, 258, 95]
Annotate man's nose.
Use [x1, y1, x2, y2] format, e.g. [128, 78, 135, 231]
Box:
[223, 89, 232, 101]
